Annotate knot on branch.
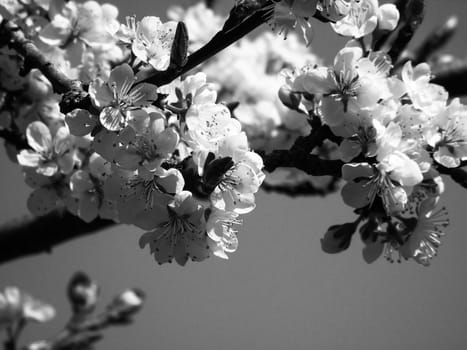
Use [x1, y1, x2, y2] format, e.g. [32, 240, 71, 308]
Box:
[60, 81, 91, 114]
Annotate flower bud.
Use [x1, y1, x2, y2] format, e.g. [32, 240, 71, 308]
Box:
[67, 272, 99, 315]
[377, 4, 400, 31]
[278, 85, 301, 110]
[107, 289, 145, 320]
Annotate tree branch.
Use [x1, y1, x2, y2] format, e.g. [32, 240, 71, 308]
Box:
[263, 150, 343, 177]
[0, 210, 115, 264]
[137, 0, 274, 86]
[0, 20, 79, 95]
[431, 62, 467, 97]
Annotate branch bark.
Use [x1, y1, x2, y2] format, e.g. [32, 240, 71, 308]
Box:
[0, 211, 115, 264]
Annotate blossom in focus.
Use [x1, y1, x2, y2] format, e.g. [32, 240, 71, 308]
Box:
[211, 132, 265, 214]
[113, 114, 179, 172]
[293, 46, 390, 128]
[0, 287, 55, 329]
[104, 166, 184, 230]
[401, 61, 448, 117]
[122, 16, 177, 71]
[362, 179, 448, 266]
[331, 0, 399, 38]
[89, 63, 157, 131]
[139, 191, 213, 265]
[399, 197, 449, 266]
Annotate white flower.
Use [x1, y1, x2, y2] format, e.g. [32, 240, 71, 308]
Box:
[39, 0, 118, 52]
[139, 191, 214, 265]
[0, 287, 55, 329]
[132, 16, 177, 71]
[206, 209, 241, 259]
[316, 0, 352, 22]
[401, 61, 448, 116]
[271, 0, 319, 44]
[210, 133, 265, 214]
[331, 0, 399, 38]
[89, 63, 157, 131]
[425, 98, 467, 168]
[104, 166, 184, 230]
[18, 121, 77, 176]
[186, 103, 242, 174]
[294, 46, 390, 127]
[399, 197, 449, 266]
[113, 114, 179, 172]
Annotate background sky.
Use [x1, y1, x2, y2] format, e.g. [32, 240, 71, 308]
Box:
[2, 1, 467, 350]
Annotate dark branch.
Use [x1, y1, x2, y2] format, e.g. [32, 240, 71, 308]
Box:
[412, 16, 458, 65]
[0, 129, 28, 150]
[389, 0, 425, 64]
[0, 210, 115, 264]
[263, 150, 343, 177]
[431, 62, 467, 97]
[138, 0, 274, 86]
[261, 177, 340, 197]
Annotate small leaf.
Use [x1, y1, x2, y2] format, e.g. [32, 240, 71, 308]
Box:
[278, 85, 302, 111]
[170, 22, 189, 69]
[320, 222, 358, 254]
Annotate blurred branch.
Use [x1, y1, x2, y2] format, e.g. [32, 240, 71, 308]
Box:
[431, 61, 467, 97]
[263, 150, 343, 176]
[0, 129, 28, 150]
[389, 0, 425, 64]
[437, 164, 467, 189]
[205, 0, 216, 9]
[261, 177, 340, 197]
[0, 210, 114, 264]
[0, 20, 79, 94]
[411, 16, 458, 65]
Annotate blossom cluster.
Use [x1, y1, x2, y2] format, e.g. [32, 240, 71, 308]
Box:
[272, 0, 399, 44]
[0, 0, 463, 268]
[284, 39, 457, 265]
[169, 2, 335, 189]
[0, 0, 265, 265]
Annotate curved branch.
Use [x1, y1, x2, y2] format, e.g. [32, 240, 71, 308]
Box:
[0, 210, 115, 264]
